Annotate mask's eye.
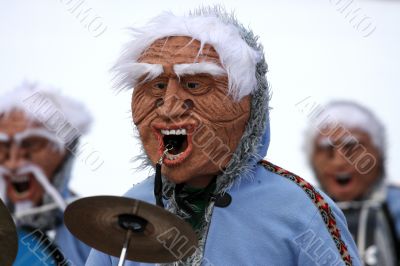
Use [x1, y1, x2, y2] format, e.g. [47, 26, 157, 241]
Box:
[20, 137, 49, 153]
[185, 82, 200, 90]
[315, 143, 335, 159]
[180, 75, 213, 95]
[342, 143, 357, 152]
[0, 141, 10, 162]
[153, 82, 167, 90]
[341, 140, 362, 158]
[148, 78, 168, 96]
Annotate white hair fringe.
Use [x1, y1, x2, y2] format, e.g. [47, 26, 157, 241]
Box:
[0, 81, 92, 135]
[305, 100, 386, 158]
[112, 8, 262, 101]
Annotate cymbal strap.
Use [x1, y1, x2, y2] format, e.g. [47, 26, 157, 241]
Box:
[154, 163, 164, 208]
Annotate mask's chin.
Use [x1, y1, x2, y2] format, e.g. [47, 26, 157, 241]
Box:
[14, 200, 35, 216]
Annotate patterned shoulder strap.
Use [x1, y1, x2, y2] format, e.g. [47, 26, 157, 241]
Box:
[259, 160, 353, 266]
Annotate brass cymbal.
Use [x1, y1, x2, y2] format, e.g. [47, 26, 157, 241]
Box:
[64, 196, 198, 263]
[0, 199, 18, 266]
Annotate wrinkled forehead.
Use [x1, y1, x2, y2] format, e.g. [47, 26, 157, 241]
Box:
[138, 36, 222, 65]
[0, 110, 65, 149]
[0, 110, 44, 135]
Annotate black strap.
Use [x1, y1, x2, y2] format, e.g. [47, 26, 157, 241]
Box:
[154, 163, 164, 208]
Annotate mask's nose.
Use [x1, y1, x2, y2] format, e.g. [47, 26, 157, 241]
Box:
[3, 143, 27, 173]
[155, 78, 193, 121]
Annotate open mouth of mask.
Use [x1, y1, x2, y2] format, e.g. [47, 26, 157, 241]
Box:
[0, 165, 66, 211]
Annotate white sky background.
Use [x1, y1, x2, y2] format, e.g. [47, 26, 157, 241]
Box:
[0, 0, 399, 196]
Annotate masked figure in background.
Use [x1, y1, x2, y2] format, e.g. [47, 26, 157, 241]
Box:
[87, 7, 361, 266]
[307, 100, 400, 266]
[0, 82, 92, 265]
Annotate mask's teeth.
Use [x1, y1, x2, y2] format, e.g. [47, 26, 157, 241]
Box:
[160, 128, 188, 136]
[166, 152, 181, 160]
[11, 175, 29, 183]
[336, 172, 351, 181]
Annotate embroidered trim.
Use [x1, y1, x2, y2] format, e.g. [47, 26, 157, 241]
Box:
[259, 160, 353, 266]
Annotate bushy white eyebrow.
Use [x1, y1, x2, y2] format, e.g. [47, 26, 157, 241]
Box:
[317, 137, 333, 147]
[0, 133, 9, 142]
[317, 135, 358, 147]
[173, 62, 226, 77]
[113, 63, 164, 91]
[14, 128, 65, 152]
